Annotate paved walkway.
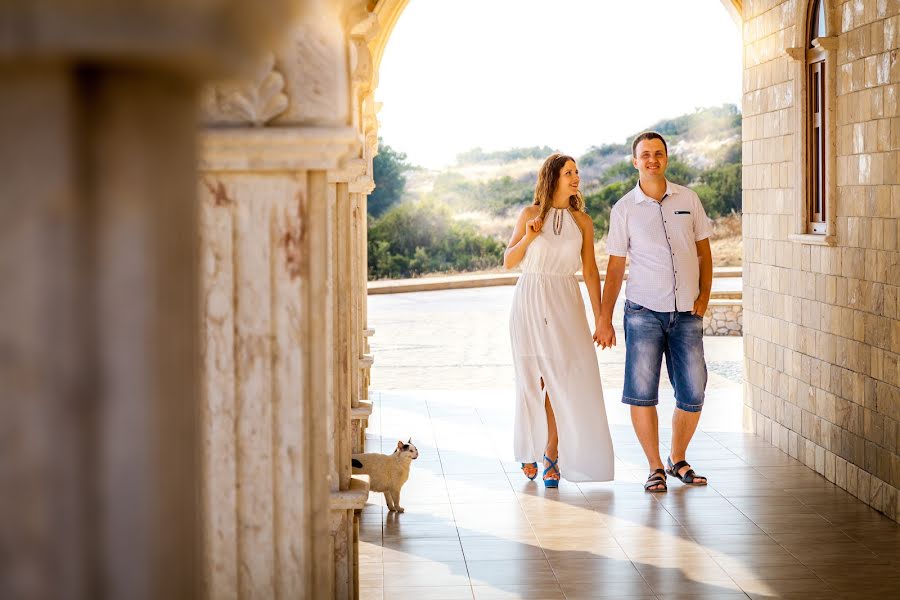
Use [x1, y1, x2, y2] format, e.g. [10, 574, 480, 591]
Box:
[361, 287, 900, 599]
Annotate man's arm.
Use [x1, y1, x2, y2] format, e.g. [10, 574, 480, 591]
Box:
[596, 255, 626, 349]
[693, 238, 712, 316]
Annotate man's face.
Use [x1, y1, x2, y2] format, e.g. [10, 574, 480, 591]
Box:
[632, 138, 668, 179]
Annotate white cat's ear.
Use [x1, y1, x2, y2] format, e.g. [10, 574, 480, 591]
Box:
[396, 440, 404, 449]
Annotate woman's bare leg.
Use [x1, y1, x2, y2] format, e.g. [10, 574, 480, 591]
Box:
[544, 392, 559, 459]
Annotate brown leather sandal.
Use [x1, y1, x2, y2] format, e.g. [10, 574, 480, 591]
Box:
[666, 457, 707, 486]
[644, 469, 667, 492]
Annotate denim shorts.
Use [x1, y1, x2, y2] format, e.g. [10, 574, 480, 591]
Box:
[622, 300, 708, 412]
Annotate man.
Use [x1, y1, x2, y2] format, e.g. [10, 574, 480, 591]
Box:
[596, 131, 713, 492]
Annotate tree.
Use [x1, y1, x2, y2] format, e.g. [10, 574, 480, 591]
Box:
[664, 157, 698, 186]
[369, 138, 411, 217]
[694, 162, 742, 217]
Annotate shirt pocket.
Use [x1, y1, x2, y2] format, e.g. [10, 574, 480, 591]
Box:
[670, 212, 696, 250]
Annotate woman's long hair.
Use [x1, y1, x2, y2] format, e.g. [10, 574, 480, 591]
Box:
[533, 153, 585, 221]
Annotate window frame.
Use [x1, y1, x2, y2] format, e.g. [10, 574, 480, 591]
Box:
[786, 0, 837, 245]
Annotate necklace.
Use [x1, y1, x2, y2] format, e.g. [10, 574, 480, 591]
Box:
[551, 206, 566, 235]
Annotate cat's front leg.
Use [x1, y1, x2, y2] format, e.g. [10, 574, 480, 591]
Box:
[384, 490, 396, 512]
[391, 487, 404, 513]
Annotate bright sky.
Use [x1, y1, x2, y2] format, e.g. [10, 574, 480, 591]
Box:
[376, 0, 742, 169]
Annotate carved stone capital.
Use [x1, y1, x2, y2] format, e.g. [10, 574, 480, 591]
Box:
[351, 176, 375, 195]
[364, 131, 378, 159]
[272, 15, 350, 126]
[328, 158, 368, 184]
[350, 37, 374, 93]
[201, 53, 288, 126]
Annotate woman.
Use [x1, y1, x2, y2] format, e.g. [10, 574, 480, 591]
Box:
[505, 153, 614, 487]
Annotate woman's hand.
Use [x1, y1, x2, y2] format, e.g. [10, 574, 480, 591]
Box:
[524, 216, 543, 240]
[594, 318, 616, 349]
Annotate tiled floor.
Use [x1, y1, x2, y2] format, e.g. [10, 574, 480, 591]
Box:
[359, 391, 900, 600]
[362, 287, 900, 599]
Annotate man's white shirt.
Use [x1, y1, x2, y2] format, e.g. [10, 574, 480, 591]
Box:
[606, 180, 712, 313]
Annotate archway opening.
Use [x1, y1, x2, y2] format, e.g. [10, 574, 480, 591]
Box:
[366, 0, 744, 421]
[358, 2, 755, 597]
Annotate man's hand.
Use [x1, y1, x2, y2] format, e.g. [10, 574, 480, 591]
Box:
[692, 295, 709, 317]
[594, 318, 616, 349]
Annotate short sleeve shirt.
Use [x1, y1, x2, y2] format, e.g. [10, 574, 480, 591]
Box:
[606, 180, 712, 313]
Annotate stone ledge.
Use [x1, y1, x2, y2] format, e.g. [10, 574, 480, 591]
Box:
[369, 266, 743, 295]
[330, 476, 370, 511]
[788, 233, 837, 246]
[200, 126, 360, 171]
[351, 400, 373, 420]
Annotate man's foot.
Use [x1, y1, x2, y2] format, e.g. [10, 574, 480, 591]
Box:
[644, 469, 667, 492]
[666, 457, 707, 485]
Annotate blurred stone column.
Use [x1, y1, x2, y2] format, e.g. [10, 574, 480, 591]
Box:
[0, 2, 292, 600]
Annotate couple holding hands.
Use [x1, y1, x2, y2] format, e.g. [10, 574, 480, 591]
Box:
[505, 131, 713, 492]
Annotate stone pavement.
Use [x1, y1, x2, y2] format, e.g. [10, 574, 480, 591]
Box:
[361, 286, 900, 599]
[369, 283, 743, 401]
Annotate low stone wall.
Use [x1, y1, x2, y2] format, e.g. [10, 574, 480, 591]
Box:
[703, 300, 742, 336]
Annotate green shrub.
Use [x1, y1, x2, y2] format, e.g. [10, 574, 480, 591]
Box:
[368, 200, 505, 279]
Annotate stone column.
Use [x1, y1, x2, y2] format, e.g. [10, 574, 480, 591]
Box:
[348, 12, 380, 452]
[199, 128, 360, 600]
[199, 1, 371, 598]
[0, 2, 291, 599]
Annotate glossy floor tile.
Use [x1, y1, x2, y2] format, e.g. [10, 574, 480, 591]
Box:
[358, 388, 900, 600]
[362, 288, 897, 599]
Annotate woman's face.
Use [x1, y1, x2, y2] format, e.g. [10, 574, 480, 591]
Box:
[556, 160, 581, 196]
[556, 160, 580, 196]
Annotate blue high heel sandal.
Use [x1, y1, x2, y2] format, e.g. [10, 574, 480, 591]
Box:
[521, 462, 538, 480]
[542, 454, 560, 488]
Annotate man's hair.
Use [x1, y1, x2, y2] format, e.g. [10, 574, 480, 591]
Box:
[631, 131, 668, 157]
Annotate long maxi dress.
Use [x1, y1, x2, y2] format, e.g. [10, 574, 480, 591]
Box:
[510, 207, 615, 482]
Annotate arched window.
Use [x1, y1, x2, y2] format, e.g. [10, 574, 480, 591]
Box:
[807, 0, 827, 233]
[788, 0, 836, 243]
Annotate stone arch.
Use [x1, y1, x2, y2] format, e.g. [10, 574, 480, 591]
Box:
[9, 1, 900, 599]
[195, 0, 747, 598]
[196, 0, 893, 596]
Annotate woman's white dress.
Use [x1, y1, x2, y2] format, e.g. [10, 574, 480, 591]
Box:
[510, 207, 614, 482]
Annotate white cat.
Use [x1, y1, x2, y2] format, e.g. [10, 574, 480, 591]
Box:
[352, 439, 419, 513]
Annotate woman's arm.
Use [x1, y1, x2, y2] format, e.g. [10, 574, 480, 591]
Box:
[504, 206, 542, 269]
[575, 212, 602, 324]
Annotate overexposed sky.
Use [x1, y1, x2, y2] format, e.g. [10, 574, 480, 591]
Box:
[377, 0, 742, 169]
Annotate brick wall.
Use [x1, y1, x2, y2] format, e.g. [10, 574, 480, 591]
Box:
[743, 0, 900, 521]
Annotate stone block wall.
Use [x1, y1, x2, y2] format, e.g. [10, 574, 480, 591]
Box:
[704, 301, 744, 335]
[743, 0, 900, 521]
